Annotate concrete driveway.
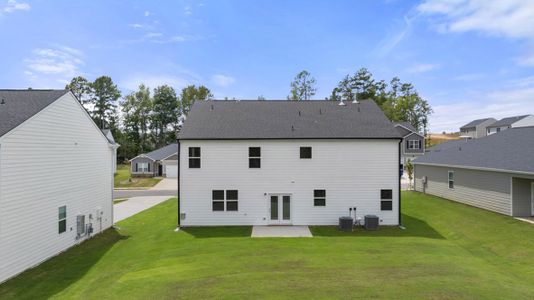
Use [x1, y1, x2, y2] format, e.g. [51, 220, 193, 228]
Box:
[114, 196, 172, 223]
[151, 178, 178, 191]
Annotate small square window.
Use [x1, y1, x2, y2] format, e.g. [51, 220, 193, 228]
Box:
[226, 201, 238, 211]
[381, 201, 393, 211]
[249, 158, 261, 168]
[212, 202, 225, 211]
[249, 147, 261, 157]
[226, 190, 238, 200]
[380, 189, 393, 200]
[300, 147, 312, 159]
[212, 190, 224, 200]
[249, 147, 261, 168]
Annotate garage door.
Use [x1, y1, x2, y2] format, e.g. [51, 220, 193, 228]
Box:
[165, 165, 177, 178]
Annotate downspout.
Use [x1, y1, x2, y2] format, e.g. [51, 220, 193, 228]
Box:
[176, 139, 181, 229]
[398, 139, 403, 228]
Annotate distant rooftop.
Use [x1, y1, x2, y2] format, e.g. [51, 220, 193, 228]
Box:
[460, 118, 495, 130]
[487, 115, 531, 128]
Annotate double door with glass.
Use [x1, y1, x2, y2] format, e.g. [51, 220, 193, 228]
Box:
[270, 194, 291, 224]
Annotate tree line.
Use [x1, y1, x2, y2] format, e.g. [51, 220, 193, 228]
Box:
[66, 68, 431, 162]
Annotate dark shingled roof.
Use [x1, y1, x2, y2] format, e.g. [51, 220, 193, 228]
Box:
[394, 121, 418, 133]
[487, 115, 531, 128]
[145, 143, 178, 160]
[414, 127, 534, 174]
[0, 89, 69, 137]
[178, 100, 402, 139]
[460, 118, 495, 130]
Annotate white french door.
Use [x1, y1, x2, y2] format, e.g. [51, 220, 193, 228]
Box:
[269, 194, 292, 224]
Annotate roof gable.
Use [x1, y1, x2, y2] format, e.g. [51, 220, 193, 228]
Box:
[0, 89, 69, 137]
[145, 143, 178, 160]
[178, 100, 401, 140]
[487, 115, 531, 128]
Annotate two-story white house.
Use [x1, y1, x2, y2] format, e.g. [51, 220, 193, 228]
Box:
[0, 90, 114, 283]
[486, 115, 534, 135]
[177, 100, 402, 227]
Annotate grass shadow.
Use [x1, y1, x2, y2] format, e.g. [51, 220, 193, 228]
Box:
[0, 228, 128, 300]
[310, 214, 445, 239]
[182, 226, 252, 238]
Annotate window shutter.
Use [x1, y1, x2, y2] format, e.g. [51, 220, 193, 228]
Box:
[135, 163, 138, 172]
[148, 163, 151, 172]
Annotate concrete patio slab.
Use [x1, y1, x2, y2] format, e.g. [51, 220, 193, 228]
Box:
[251, 226, 313, 238]
[114, 196, 172, 223]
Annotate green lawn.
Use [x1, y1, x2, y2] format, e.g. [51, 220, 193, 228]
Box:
[114, 164, 161, 189]
[2, 192, 534, 299]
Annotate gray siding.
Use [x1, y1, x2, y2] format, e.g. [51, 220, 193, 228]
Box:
[512, 178, 534, 217]
[402, 133, 424, 155]
[130, 157, 155, 176]
[414, 164, 512, 215]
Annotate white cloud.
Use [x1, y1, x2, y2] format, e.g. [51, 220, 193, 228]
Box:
[144, 10, 151, 17]
[24, 46, 84, 86]
[119, 72, 200, 92]
[211, 74, 235, 87]
[406, 63, 440, 74]
[129, 23, 144, 29]
[3, 0, 30, 13]
[376, 15, 416, 56]
[430, 80, 534, 132]
[418, 0, 534, 66]
[184, 5, 192, 15]
[453, 73, 485, 81]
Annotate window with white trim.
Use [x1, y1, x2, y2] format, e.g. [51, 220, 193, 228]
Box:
[407, 140, 421, 149]
[212, 190, 238, 211]
[189, 147, 201, 168]
[380, 189, 393, 211]
[58, 206, 67, 234]
[137, 162, 149, 172]
[314, 189, 326, 206]
[249, 147, 261, 168]
[448, 171, 454, 189]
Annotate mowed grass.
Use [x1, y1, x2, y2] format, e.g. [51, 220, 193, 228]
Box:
[2, 192, 534, 299]
[114, 164, 161, 188]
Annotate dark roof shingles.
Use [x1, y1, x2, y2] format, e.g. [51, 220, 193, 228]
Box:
[0, 89, 68, 137]
[414, 127, 534, 174]
[145, 143, 178, 160]
[178, 100, 401, 139]
[487, 115, 530, 128]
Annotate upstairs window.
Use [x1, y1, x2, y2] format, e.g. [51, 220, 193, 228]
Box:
[249, 147, 261, 168]
[189, 147, 201, 168]
[448, 171, 454, 189]
[314, 189, 326, 206]
[58, 206, 67, 234]
[380, 189, 393, 211]
[407, 140, 421, 149]
[212, 190, 238, 211]
[300, 147, 312, 159]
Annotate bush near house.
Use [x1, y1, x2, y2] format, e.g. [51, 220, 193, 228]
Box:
[2, 192, 534, 299]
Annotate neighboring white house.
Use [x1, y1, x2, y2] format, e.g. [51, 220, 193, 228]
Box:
[486, 115, 534, 135]
[459, 118, 496, 139]
[177, 100, 402, 227]
[0, 89, 114, 283]
[413, 127, 534, 217]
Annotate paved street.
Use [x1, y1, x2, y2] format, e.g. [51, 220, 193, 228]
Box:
[114, 189, 176, 199]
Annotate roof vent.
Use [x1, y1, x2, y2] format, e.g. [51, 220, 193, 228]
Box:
[352, 94, 359, 104]
[338, 100, 346, 106]
[298, 110, 301, 116]
[0, 98, 5, 105]
[319, 109, 322, 115]
[210, 104, 214, 111]
[291, 125, 295, 131]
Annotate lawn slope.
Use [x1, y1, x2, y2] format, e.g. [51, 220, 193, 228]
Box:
[1, 192, 534, 299]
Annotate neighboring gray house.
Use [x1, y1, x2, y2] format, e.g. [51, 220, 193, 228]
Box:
[394, 122, 425, 166]
[413, 127, 534, 218]
[486, 115, 534, 135]
[129, 143, 178, 178]
[459, 118, 496, 139]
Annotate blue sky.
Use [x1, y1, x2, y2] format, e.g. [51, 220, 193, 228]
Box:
[1, 0, 533, 132]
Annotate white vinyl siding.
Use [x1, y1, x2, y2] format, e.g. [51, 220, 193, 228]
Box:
[0, 93, 113, 283]
[180, 139, 399, 226]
